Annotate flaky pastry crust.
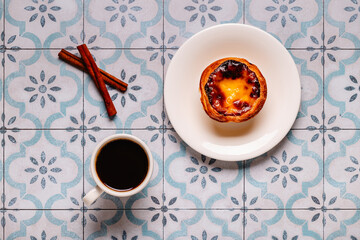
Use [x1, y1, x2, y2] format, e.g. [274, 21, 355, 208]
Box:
[199, 57, 267, 122]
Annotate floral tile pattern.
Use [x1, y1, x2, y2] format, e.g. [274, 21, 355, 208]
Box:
[165, 132, 243, 209]
[245, 0, 323, 47]
[325, 50, 360, 129]
[245, 130, 323, 211]
[84, 210, 163, 240]
[4, 210, 83, 239]
[324, 210, 360, 239]
[325, 0, 360, 49]
[5, 0, 83, 49]
[5, 130, 82, 209]
[165, 0, 243, 46]
[0, 0, 358, 239]
[289, 50, 323, 129]
[85, 0, 162, 49]
[5, 50, 83, 129]
[245, 210, 323, 239]
[164, 210, 243, 240]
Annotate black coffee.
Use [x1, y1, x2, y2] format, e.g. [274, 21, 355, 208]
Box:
[95, 139, 149, 191]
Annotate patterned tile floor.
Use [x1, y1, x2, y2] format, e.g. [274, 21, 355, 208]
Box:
[0, 0, 360, 239]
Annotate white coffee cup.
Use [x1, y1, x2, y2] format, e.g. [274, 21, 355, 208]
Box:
[83, 134, 154, 206]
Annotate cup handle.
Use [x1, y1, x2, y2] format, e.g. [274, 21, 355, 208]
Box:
[83, 185, 103, 206]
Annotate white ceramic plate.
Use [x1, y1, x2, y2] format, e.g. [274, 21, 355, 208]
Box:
[164, 24, 301, 161]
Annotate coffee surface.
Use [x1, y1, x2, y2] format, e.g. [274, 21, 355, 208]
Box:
[96, 139, 148, 191]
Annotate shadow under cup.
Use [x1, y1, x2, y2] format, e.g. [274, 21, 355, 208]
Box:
[94, 136, 152, 194]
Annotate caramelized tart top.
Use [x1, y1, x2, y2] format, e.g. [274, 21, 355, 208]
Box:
[200, 57, 267, 122]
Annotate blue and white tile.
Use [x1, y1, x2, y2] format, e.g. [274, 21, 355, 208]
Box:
[325, 0, 360, 49]
[0, 127, 2, 206]
[325, 50, 360, 129]
[0, 0, 3, 32]
[309, 113, 358, 159]
[325, 17, 359, 50]
[5, 130, 82, 209]
[85, 0, 162, 49]
[209, 209, 243, 239]
[325, 130, 360, 209]
[245, 210, 323, 240]
[1, 30, 25, 68]
[126, 48, 164, 75]
[163, 48, 176, 76]
[325, 132, 360, 205]
[246, 0, 323, 47]
[2, 128, 39, 155]
[3, 19, 40, 50]
[0, 143, 2, 205]
[203, 156, 243, 209]
[139, 34, 173, 68]
[5, 210, 83, 239]
[84, 49, 163, 129]
[164, 210, 242, 240]
[84, 129, 163, 210]
[84, 209, 163, 240]
[5, 0, 83, 49]
[163, 48, 175, 121]
[323, 103, 359, 131]
[165, 0, 243, 46]
[4, 104, 41, 131]
[145, 31, 179, 67]
[0, 219, 3, 240]
[287, 20, 324, 49]
[324, 127, 360, 160]
[289, 50, 323, 129]
[85, 214, 158, 240]
[209, 186, 244, 210]
[45, 210, 83, 239]
[5, 50, 83, 129]
[3, 48, 41, 77]
[165, 131, 243, 209]
[322, 184, 358, 211]
[125, 20, 164, 50]
[324, 210, 360, 239]
[246, 130, 323, 210]
[4, 210, 41, 239]
[80, 23, 121, 50]
[0, 43, 3, 115]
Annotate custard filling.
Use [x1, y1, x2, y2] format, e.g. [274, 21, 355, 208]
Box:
[204, 60, 260, 116]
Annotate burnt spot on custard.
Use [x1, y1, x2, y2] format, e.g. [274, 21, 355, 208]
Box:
[204, 60, 261, 116]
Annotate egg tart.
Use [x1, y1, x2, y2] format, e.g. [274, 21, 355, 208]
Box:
[199, 57, 267, 122]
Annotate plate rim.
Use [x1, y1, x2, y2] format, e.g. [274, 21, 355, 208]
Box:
[164, 23, 301, 161]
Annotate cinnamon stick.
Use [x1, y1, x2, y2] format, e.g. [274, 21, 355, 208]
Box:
[77, 44, 117, 117]
[58, 49, 127, 92]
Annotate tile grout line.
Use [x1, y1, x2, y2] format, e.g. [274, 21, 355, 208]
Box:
[2, 127, 360, 131]
[3, 207, 360, 211]
[242, 0, 245, 24]
[3, 47, 360, 51]
[82, 0, 85, 239]
[1, 127, 176, 130]
[1, 47, 169, 50]
[162, 1, 165, 239]
[2, 0, 5, 238]
[243, 5, 246, 240]
[243, 160, 246, 239]
[322, 1, 325, 239]
[82, 65, 85, 238]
